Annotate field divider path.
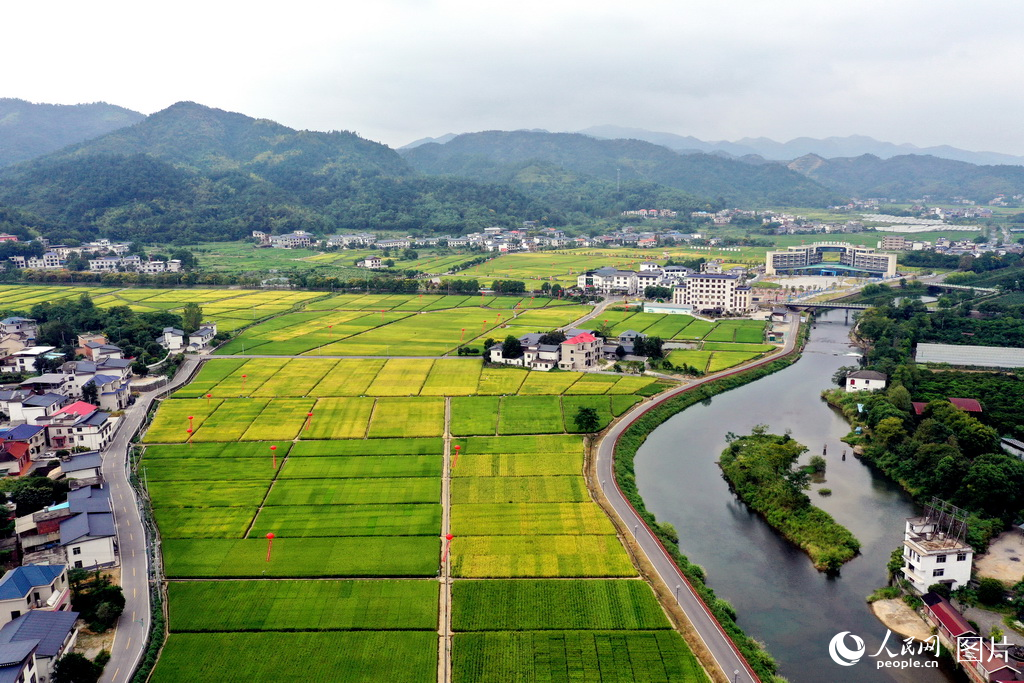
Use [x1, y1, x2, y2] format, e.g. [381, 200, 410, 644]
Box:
[363, 398, 378, 439]
[242, 447, 287, 538]
[438, 397, 453, 683]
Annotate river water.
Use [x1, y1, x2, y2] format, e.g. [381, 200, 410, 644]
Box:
[635, 311, 960, 683]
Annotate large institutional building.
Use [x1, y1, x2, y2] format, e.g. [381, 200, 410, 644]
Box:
[765, 242, 897, 278]
[672, 274, 752, 314]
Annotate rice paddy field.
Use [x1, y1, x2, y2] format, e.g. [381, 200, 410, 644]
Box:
[142, 326, 706, 680]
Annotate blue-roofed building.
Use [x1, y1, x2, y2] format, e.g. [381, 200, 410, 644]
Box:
[1, 424, 46, 460]
[59, 513, 116, 569]
[0, 565, 70, 628]
[0, 610, 78, 679]
[0, 640, 38, 683]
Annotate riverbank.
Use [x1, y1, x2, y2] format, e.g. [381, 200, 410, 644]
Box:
[719, 431, 861, 572]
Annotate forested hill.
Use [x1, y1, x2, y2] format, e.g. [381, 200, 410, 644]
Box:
[402, 130, 844, 207]
[789, 153, 1024, 202]
[0, 98, 145, 168]
[0, 103, 556, 244]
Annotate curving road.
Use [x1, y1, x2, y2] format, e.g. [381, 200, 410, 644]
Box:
[100, 358, 202, 683]
[593, 315, 801, 683]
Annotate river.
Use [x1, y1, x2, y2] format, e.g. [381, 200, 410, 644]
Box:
[634, 311, 961, 683]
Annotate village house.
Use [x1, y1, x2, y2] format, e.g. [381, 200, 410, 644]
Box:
[188, 323, 217, 350]
[36, 401, 115, 451]
[3, 347, 57, 374]
[0, 442, 31, 477]
[59, 451, 102, 482]
[0, 565, 71, 628]
[845, 370, 887, 393]
[901, 510, 973, 595]
[558, 332, 600, 371]
[0, 425, 47, 461]
[158, 327, 185, 352]
[268, 231, 314, 249]
[17, 486, 112, 563]
[0, 610, 79, 682]
[672, 274, 753, 315]
[359, 256, 383, 269]
[60, 508, 116, 569]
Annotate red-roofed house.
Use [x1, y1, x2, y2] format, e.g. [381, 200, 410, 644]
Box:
[51, 402, 97, 419]
[559, 332, 600, 371]
[922, 593, 974, 647]
[948, 398, 983, 413]
[912, 402, 929, 415]
[0, 442, 31, 477]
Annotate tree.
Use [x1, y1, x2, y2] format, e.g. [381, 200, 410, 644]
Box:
[182, 302, 202, 334]
[82, 380, 99, 406]
[977, 577, 1005, 606]
[9, 476, 69, 515]
[832, 366, 858, 387]
[501, 335, 523, 359]
[52, 653, 102, 683]
[537, 330, 566, 345]
[574, 406, 601, 433]
[402, 248, 419, 260]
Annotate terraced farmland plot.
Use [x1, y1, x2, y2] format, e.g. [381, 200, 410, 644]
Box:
[142, 457, 279, 482]
[419, 359, 482, 396]
[504, 305, 589, 329]
[666, 350, 711, 373]
[317, 308, 512, 356]
[152, 506, 256, 538]
[366, 359, 434, 396]
[453, 452, 584, 478]
[450, 397, 500, 436]
[192, 400, 271, 442]
[610, 395, 643, 416]
[167, 580, 438, 631]
[673, 319, 716, 340]
[288, 438, 442, 457]
[148, 481, 269, 508]
[703, 342, 775, 352]
[171, 359, 246, 397]
[307, 358, 385, 396]
[452, 502, 614, 535]
[163, 537, 438, 577]
[142, 442, 292, 459]
[367, 398, 445, 438]
[241, 399, 315, 440]
[640, 315, 697, 340]
[707, 350, 763, 372]
[562, 396, 614, 432]
[452, 631, 703, 683]
[562, 373, 619, 394]
[452, 476, 589, 504]
[452, 580, 671, 631]
[250, 359, 335, 397]
[280, 455, 441, 479]
[475, 367, 526, 395]
[451, 535, 635, 578]
[265, 477, 440, 506]
[496, 396, 564, 435]
[606, 375, 657, 395]
[205, 358, 291, 396]
[705, 320, 765, 342]
[304, 397, 375, 439]
[456, 434, 583, 454]
[143, 397, 224, 442]
[251, 503, 440, 537]
[517, 372, 582, 395]
[154, 631, 437, 683]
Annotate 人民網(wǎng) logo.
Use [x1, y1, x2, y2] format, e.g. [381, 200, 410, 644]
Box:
[829, 631, 866, 666]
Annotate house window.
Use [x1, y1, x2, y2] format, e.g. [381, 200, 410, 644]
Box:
[74, 561, 82, 569]
[957, 553, 967, 561]
[72, 547, 81, 556]
[936, 555, 947, 563]
[10, 611, 19, 621]
[933, 568, 945, 577]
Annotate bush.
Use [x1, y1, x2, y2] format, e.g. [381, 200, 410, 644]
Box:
[867, 586, 901, 603]
[978, 577, 1006, 606]
[817, 488, 832, 496]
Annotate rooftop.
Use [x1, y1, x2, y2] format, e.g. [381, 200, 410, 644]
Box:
[563, 332, 598, 345]
[60, 512, 115, 545]
[847, 370, 887, 381]
[0, 610, 79, 658]
[0, 565, 64, 601]
[53, 401, 98, 418]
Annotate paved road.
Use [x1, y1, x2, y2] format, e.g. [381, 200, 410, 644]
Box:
[101, 359, 202, 683]
[593, 315, 801, 683]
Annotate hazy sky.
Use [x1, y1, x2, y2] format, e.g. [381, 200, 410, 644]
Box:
[6, 0, 1024, 153]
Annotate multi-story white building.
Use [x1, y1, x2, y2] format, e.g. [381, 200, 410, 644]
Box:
[845, 370, 887, 393]
[672, 274, 752, 314]
[765, 242, 897, 278]
[576, 267, 639, 295]
[558, 332, 601, 371]
[901, 503, 974, 594]
[269, 231, 314, 249]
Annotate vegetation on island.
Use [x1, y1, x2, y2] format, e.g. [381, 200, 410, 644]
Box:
[719, 428, 861, 572]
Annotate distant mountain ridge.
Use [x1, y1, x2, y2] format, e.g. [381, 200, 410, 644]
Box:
[0, 98, 145, 168]
[402, 130, 842, 207]
[578, 125, 1024, 167]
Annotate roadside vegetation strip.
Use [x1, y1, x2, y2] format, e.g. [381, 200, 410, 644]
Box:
[451, 502, 616, 535]
[367, 358, 436, 395]
[167, 580, 438, 632]
[367, 398, 445, 438]
[307, 358, 386, 396]
[496, 396, 565, 435]
[192, 399, 272, 441]
[250, 503, 441, 537]
[265, 477, 441, 506]
[452, 475, 590, 504]
[241, 398, 316, 440]
[449, 397, 500, 436]
[142, 397, 224, 442]
[452, 580, 671, 631]
[475, 366, 527, 395]
[452, 630, 705, 683]
[450, 535, 635, 578]
[611, 327, 808, 683]
[288, 437, 443, 456]
[303, 397, 375, 439]
[451, 452, 584, 477]
[153, 506, 257, 539]
[719, 432, 860, 572]
[419, 358, 483, 396]
[162, 537, 439, 577]
[153, 631, 438, 683]
[279, 454, 441, 479]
